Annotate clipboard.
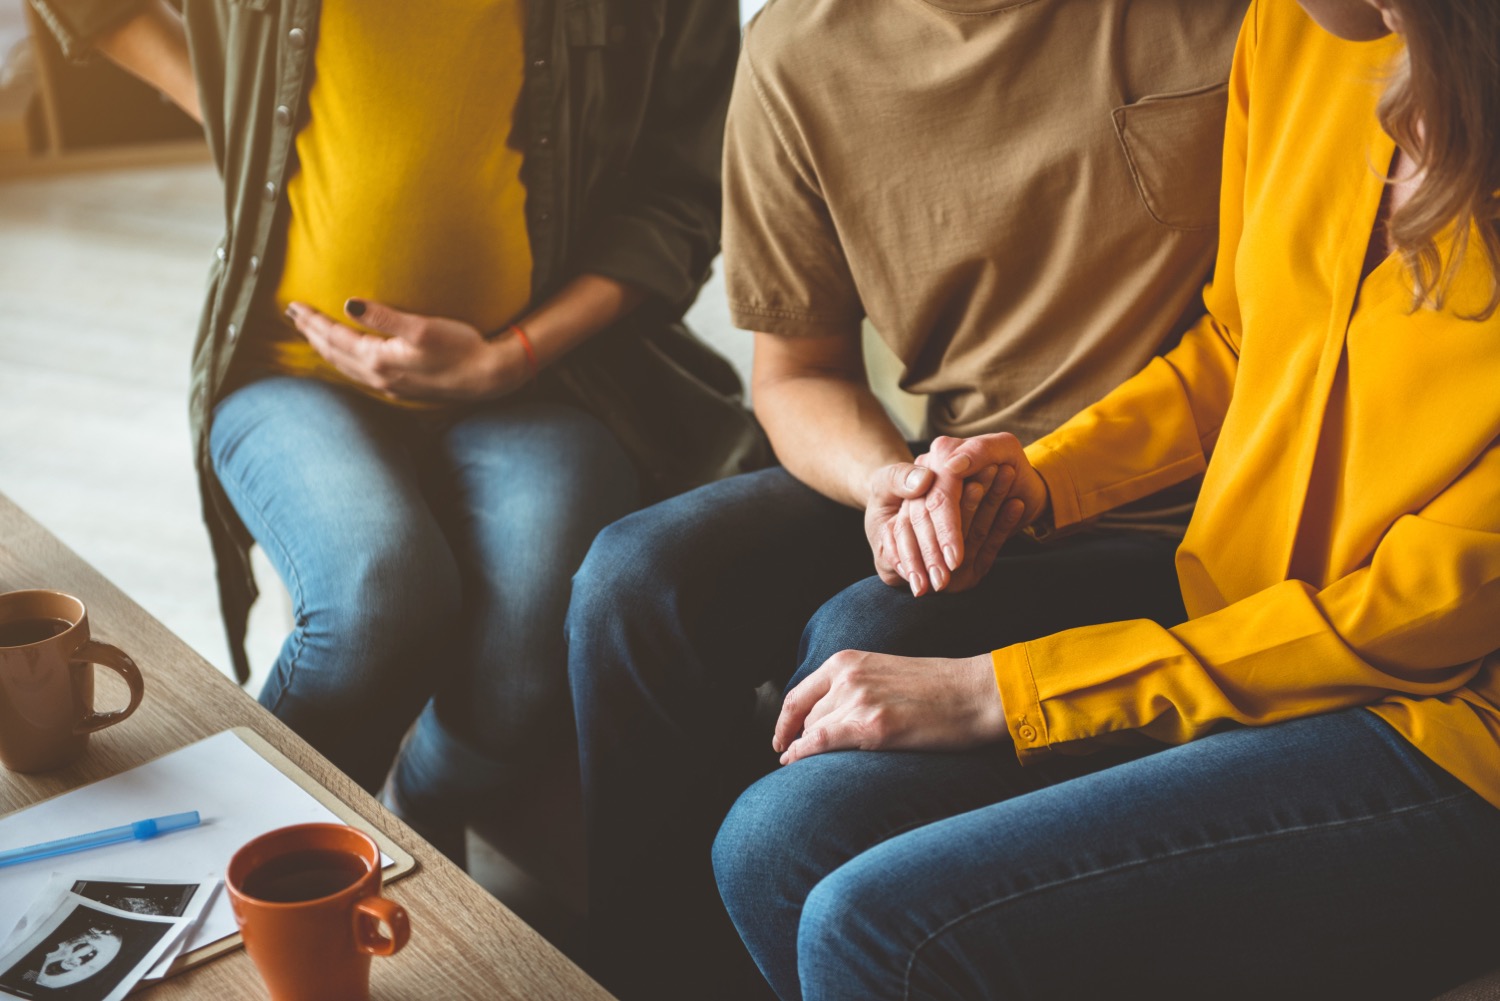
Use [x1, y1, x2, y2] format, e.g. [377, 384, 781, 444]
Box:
[167, 727, 417, 974]
[0, 727, 417, 980]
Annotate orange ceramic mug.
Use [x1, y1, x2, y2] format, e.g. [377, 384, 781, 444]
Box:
[227, 823, 410, 1001]
[0, 589, 144, 773]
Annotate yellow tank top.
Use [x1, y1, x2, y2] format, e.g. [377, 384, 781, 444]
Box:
[254, 0, 533, 403]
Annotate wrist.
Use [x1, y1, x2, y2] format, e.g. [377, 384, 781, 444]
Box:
[482, 334, 531, 397]
[968, 653, 1007, 740]
[1022, 477, 1056, 540]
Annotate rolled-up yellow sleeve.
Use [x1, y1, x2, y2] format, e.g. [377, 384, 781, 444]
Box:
[998, 439, 1500, 762]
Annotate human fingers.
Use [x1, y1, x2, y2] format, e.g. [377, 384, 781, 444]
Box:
[938, 432, 1027, 474]
[892, 512, 928, 596]
[866, 462, 931, 584]
[343, 297, 427, 343]
[920, 437, 974, 570]
[288, 303, 389, 389]
[945, 433, 1050, 530]
[959, 467, 997, 540]
[773, 661, 837, 753]
[904, 492, 951, 592]
[869, 462, 934, 505]
[780, 718, 874, 765]
[964, 465, 1016, 555]
[972, 497, 1028, 580]
[878, 522, 907, 586]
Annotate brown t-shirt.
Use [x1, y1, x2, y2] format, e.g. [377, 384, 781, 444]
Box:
[725, 0, 1250, 447]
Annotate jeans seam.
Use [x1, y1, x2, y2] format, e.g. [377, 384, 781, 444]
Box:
[222, 472, 308, 713]
[898, 790, 1475, 999]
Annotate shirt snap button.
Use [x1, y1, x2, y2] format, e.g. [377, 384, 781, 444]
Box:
[264, 181, 278, 201]
[248, 255, 260, 275]
[274, 105, 292, 127]
[227, 323, 239, 341]
[288, 27, 307, 49]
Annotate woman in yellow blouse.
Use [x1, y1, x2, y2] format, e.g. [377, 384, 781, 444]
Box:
[711, 0, 1500, 998]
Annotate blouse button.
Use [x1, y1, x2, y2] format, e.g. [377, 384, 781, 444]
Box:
[1018, 725, 1038, 742]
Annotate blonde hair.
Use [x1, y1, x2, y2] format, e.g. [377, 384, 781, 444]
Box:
[1378, 0, 1500, 320]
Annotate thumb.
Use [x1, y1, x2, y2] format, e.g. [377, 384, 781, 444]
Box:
[345, 298, 422, 340]
[880, 462, 933, 501]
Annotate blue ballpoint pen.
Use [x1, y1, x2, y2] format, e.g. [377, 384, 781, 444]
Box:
[0, 811, 202, 869]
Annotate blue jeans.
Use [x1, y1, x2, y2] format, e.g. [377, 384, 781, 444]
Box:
[210, 376, 638, 799]
[715, 704, 1500, 1000]
[567, 465, 1186, 1000]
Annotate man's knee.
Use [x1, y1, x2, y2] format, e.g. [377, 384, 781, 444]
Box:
[571, 510, 681, 630]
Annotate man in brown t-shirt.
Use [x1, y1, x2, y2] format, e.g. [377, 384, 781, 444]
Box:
[566, 1, 1249, 998]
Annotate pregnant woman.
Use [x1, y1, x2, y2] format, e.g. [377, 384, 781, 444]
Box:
[29, 0, 763, 859]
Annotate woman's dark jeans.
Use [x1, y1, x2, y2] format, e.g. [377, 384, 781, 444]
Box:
[715, 705, 1500, 1001]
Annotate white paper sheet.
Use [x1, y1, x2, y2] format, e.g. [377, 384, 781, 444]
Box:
[0, 731, 391, 966]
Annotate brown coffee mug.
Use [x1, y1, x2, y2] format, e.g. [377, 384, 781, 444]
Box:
[0, 589, 144, 773]
[227, 823, 410, 1001]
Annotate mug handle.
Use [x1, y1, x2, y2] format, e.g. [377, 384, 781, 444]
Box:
[71, 640, 145, 735]
[353, 896, 410, 957]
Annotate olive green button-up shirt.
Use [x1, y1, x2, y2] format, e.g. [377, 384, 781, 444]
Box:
[31, 0, 768, 682]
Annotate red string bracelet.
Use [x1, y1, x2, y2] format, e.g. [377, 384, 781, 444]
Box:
[510, 324, 539, 381]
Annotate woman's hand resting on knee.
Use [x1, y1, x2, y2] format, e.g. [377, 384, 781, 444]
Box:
[771, 650, 1008, 764]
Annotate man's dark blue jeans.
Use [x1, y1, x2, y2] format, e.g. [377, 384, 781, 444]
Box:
[566, 465, 1187, 1000]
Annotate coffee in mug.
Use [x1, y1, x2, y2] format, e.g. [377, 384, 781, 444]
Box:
[0, 589, 144, 773]
[227, 824, 410, 1001]
[241, 849, 371, 903]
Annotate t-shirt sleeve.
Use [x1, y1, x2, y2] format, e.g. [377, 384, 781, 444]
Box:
[722, 35, 864, 338]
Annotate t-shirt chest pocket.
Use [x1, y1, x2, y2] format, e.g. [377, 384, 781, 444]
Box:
[1111, 82, 1229, 232]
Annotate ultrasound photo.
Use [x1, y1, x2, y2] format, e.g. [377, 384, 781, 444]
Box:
[0, 899, 172, 1001]
[67, 882, 196, 919]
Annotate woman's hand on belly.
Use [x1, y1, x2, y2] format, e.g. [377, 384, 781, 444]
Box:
[286, 298, 529, 402]
[771, 651, 1009, 765]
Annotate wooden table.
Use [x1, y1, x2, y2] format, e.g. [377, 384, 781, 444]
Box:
[0, 494, 615, 1001]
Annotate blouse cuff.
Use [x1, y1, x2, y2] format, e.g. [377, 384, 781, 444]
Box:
[992, 643, 1051, 764]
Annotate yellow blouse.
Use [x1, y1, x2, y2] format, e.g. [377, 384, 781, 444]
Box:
[993, 0, 1500, 809]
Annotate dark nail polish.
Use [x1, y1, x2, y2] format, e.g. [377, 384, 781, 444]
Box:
[345, 298, 366, 317]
